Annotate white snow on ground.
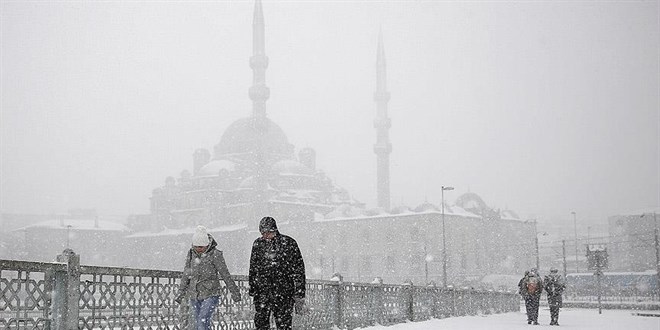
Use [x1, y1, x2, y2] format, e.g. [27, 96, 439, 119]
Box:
[357, 308, 660, 330]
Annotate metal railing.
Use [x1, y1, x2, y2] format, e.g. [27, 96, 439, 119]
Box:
[1, 250, 519, 329]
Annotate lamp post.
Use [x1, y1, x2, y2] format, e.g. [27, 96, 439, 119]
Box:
[66, 225, 72, 249]
[441, 185, 454, 288]
[533, 220, 540, 270]
[572, 211, 578, 273]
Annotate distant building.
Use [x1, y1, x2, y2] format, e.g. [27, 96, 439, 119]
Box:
[608, 209, 660, 272]
[7, 209, 129, 265]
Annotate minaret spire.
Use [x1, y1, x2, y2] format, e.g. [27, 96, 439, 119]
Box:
[249, 0, 270, 117]
[374, 29, 392, 210]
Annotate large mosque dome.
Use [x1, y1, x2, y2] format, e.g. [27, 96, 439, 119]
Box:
[214, 116, 293, 160]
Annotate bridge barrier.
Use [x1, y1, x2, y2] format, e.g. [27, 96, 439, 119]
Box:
[1, 250, 519, 329]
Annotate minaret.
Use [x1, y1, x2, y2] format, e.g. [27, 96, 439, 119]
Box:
[249, 0, 270, 117]
[373, 30, 392, 210]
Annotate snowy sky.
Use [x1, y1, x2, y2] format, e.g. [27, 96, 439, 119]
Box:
[1, 1, 658, 228]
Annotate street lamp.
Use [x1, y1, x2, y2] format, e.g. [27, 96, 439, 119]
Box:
[572, 211, 578, 273]
[441, 185, 454, 288]
[533, 220, 540, 270]
[66, 225, 72, 249]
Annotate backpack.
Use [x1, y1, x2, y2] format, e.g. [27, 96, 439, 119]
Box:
[526, 276, 539, 294]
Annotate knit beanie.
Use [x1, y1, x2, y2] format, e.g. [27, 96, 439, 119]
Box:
[192, 225, 210, 246]
[259, 216, 278, 234]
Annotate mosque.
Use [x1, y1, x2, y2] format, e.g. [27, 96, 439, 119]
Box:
[122, 0, 536, 287]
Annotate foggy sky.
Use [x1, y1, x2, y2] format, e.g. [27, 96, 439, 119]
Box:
[1, 1, 658, 228]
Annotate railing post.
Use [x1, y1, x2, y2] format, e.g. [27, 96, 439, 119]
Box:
[331, 273, 343, 329]
[53, 249, 80, 330]
[371, 277, 384, 325]
[403, 280, 413, 321]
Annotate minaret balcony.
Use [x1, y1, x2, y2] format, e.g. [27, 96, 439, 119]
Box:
[373, 143, 392, 154]
[373, 117, 392, 129]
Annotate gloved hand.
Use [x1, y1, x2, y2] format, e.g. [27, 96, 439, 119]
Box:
[293, 297, 305, 314]
[231, 292, 241, 303]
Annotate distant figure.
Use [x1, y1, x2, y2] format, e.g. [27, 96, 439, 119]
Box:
[518, 268, 543, 325]
[175, 226, 241, 330]
[249, 216, 306, 330]
[544, 268, 566, 326]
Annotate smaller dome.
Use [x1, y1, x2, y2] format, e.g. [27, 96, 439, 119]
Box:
[272, 160, 314, 176]
[197, 160, 236, 177]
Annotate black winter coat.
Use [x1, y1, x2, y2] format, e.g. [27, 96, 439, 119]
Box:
[544, 274, 565, 307]
[248, 232, 305, 299]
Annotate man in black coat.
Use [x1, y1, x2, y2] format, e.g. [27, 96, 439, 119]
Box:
[544, 268, 566, 326]
[249, 217, 306, 330]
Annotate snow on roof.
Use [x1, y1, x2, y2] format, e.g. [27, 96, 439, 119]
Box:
[16, 219, 129, 232]
[568, 270, 657, 276]
[127, 223, 247, 238]
[616, 206, 660, 217]
[315, 208, 482, 223]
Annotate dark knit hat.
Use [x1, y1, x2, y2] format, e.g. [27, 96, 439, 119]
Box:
[259, 216, 278, 233]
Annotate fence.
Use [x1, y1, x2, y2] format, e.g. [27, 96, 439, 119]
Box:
[1, 250, 519, 329]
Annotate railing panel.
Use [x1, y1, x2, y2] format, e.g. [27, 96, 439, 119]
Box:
[379, 285, 407, 325]
[411, 286, 434, 321]
[341, 283, 372, 329]
[0, 265, 54, 330]
[77, 271, 183, 330]
[1, 257, 520, 330]
[292, 282, 335, 330]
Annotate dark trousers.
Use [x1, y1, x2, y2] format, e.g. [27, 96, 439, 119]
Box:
[254, 294, 294, 330]
[549, 305, 560, 324]
[524, 295, 540, 322]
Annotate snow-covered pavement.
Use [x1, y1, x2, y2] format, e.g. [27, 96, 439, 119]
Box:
[358, 308, 660, 329]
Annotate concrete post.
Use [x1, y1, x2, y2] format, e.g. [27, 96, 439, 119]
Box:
[371, 278, 384, 325]
[331, 274, 343, 329]
[53, 249, 80, 330]
[403, 280, 414, 321]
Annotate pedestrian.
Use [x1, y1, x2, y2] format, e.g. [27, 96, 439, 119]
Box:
[175, 226, 241, 330]
[249, 216, 306, 330]
[544, 268, 566, 326]
[518, 268, 543, 325]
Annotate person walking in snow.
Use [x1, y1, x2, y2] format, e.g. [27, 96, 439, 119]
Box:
[175, 226, 241, 330]
[544, 268, 566, 326]
[519, 268, 543, 325]
[249, 216, 306, 330]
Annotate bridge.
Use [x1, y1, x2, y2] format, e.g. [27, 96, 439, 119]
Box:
[0, 249, 519, 329]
